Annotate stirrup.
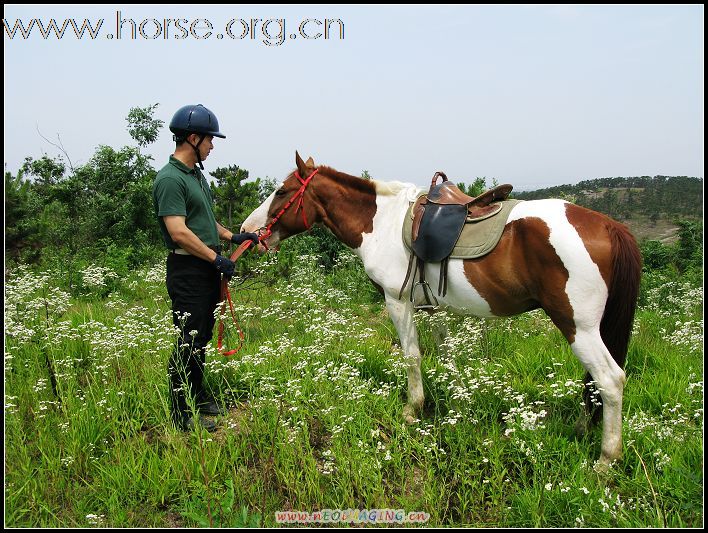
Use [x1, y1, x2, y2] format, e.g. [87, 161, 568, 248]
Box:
[411, 280, 438, 310]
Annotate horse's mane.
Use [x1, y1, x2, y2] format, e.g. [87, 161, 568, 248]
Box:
[316, 166, 416, 197]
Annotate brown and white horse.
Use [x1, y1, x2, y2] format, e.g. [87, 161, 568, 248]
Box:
[242, 152, 641, 468]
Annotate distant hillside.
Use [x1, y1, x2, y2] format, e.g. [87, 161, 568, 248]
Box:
[513, 176, 703, 243]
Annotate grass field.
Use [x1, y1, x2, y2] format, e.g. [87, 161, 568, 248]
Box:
[4, 249, 703, 527]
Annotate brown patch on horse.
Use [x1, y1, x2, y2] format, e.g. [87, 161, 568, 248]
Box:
[314, 167, 378, 248]
[463, 217, 577, 342]
[564, 203, 613, 287]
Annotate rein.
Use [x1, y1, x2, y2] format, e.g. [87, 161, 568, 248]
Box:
[217, 168, 319, 356]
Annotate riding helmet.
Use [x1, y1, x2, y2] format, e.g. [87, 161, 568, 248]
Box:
[169, 104, 226, 139]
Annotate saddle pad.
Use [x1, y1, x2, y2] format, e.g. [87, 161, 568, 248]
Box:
[403, 197, 523, 259]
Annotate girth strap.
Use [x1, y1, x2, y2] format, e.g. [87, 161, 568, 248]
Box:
[399, 251, 416, 301]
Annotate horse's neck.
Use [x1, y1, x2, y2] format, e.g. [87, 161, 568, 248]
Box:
[315, 174, 416, 255]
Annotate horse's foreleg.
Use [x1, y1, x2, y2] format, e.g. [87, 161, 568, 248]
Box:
[571, 329, 626, 468]
[385, 295, 424, 423]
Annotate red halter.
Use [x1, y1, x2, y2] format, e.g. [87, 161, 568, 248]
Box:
[257, 169, 319, 247]
[218, 168, 319, 356]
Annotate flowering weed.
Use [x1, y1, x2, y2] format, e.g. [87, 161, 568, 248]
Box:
[4, 253, 703, 527]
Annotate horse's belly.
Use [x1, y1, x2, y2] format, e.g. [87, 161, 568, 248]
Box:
[420, 260, 498, 317]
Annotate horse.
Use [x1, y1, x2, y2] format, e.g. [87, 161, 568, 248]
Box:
[241, 152, 642, 468]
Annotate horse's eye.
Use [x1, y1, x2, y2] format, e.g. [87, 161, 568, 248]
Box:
[275, 188, 286, 197]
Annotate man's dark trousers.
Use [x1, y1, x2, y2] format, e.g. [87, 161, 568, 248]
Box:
[166, 253, 221, 427]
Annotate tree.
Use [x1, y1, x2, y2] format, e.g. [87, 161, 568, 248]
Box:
[126, 104, 164, 149]
[457, 177, 488, 197]
[73, 145, 158, 246]
[20, 155, 66, 199]
[674, 220, 702, 272]
[210, 165, 262, 228]
[639, 240, 674, 270]
[5, 169, 40, 260]
[259, 177, 277, 201]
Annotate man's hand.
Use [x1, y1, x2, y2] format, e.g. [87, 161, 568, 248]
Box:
[213, 254, 236, 278]
[231, 232, 260, 247]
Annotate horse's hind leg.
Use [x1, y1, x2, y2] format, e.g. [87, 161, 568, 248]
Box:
[429, 315, 449, 356]
[570, 328, 626, 467]
[385, 295, 424, 423]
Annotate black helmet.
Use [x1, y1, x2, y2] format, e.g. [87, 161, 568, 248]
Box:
[169, 104, 226, 139]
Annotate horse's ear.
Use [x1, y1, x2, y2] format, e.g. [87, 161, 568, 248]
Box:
[295, 151, 308, 176]
[305, 157, 315, 169]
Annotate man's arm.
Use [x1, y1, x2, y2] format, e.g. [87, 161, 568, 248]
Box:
[164, 216, 218, 262]
[216, 222, 234, 242]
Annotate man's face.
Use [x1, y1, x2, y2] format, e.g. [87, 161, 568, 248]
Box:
[190, 134, 214, 160]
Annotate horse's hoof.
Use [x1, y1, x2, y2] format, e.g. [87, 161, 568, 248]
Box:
[593, 460, 611, 475]
[593, 454, 620, 475]
[402, 405, 419, 425]
[574, 417, 589, 437]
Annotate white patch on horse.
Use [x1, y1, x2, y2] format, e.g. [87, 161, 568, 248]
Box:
[241, 189, 282, 243]
[432, 260, 495, 316]
[356, 184, 415, 293]
[241, 189, 274, 231]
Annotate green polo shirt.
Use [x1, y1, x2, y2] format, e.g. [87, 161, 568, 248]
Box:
[153, 155, 219, 249]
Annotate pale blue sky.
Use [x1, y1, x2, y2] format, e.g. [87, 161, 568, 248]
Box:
[4, 5, 703, 189]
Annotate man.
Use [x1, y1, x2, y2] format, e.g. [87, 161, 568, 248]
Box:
[152, 104, 259, 432]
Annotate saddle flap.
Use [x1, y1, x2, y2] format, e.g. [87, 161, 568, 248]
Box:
[412, 203, 467, 262]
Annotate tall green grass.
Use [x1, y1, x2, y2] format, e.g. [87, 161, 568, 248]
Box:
[4, 250, 703, 527]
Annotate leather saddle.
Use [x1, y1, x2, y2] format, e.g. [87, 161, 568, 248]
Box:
[402, 172, 513, 308]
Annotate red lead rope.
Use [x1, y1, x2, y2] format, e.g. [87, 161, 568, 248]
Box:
[217, 240, 255, 356]
[217, 168, 319, 356]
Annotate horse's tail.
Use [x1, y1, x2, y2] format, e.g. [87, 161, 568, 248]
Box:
[584, 220, 642, 423]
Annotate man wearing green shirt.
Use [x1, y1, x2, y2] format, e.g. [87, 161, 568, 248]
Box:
[153, 104, 259, 432]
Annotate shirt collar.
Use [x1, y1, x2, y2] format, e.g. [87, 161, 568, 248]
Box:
[168, 155, 199, 176]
